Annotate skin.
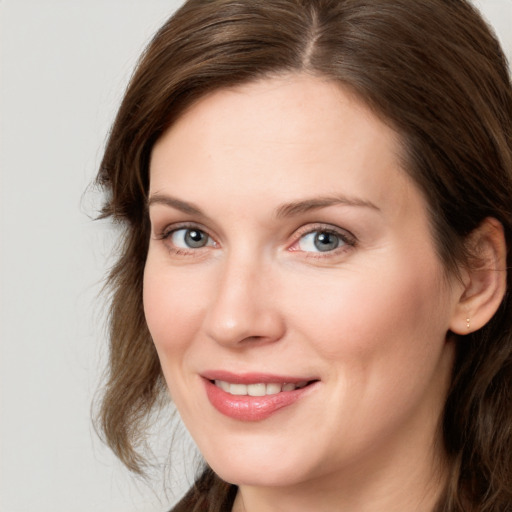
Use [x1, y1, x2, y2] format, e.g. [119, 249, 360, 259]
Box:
[144, 74, 468, 511]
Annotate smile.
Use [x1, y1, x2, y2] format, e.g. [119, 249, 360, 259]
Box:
[202, 373, 319, 421]
[213, 380, 309, 396]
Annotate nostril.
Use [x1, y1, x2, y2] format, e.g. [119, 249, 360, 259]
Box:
[240, 335, 265, 343]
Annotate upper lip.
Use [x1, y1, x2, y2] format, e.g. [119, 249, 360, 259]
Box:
[201, 370, 318, 384]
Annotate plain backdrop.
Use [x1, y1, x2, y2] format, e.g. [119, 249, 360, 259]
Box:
[0, 1, 511, 511]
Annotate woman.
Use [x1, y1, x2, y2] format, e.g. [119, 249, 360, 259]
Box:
[96, 0, 512, 510]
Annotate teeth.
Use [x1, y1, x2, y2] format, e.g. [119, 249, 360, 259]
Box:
[217, 380, 230, 392]
[266, 383, 282, 395]
[229, 383, 248, 395]
[214, 380, 308, 396]
[248, 383, 266, 396]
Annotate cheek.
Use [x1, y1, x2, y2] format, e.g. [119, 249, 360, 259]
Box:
[143, 259, 215, 410]
[284, 258, 454, 455]
[143, 259, 209, 358]
[289, 257, 450, 373]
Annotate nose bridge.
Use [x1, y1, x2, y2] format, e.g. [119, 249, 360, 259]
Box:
[203, 248, 283, 347]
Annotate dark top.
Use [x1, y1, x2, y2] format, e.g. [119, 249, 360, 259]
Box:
[170, 468, 237, 512]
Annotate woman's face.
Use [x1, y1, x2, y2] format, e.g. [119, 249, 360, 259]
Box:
[144, 75, 462, 490]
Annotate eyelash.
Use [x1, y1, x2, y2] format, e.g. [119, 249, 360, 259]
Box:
[155, 222, 215, 257]
[154, 222, 357, 258]
[289, 223, 357, 258]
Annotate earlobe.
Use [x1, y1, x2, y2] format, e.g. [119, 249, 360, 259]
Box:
[450, 217, 507, 335]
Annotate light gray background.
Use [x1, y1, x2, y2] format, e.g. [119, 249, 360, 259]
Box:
[1, 1, 511, 511]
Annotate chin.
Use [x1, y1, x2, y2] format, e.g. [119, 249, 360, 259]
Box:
[200, 440, 317, 488]
[213, 462, 307, 488]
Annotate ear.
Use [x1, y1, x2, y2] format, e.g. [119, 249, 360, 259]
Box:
[450, 217, 507, 335]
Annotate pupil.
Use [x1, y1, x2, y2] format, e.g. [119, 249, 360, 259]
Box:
[314, 232, 339, 252]
[185, 229, 206, 248]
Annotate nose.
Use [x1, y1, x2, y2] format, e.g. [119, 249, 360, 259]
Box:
[202, 254, 285, 348]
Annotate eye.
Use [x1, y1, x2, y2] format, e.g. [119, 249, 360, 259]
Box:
[296, 230, 348, 253]
[169, 228, 213, 249]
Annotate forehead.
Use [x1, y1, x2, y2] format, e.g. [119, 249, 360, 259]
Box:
[149, 74, 413, 218]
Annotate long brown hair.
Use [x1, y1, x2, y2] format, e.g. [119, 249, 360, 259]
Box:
[95, 1, 512, 510]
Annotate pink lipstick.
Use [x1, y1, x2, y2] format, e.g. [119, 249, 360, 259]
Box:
[202, 371, 318, 421]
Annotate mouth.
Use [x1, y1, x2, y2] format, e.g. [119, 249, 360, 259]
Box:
[202, 372, 319, 421]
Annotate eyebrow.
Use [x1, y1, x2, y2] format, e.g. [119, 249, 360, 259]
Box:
[275, 195, 380, 218]
[147, 193, 380, 218]
[147, 194, 205, 216]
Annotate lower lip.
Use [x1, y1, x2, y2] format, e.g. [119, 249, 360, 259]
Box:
[204, 379, 316, 421]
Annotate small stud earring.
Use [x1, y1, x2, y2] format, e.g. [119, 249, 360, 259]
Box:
[466, 317, 471, 330]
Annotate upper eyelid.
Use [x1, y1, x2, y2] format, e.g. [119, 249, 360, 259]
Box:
[291, 223, 356, 242]
[148, 204, 219, 237]
[154, 221, 213, 239]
